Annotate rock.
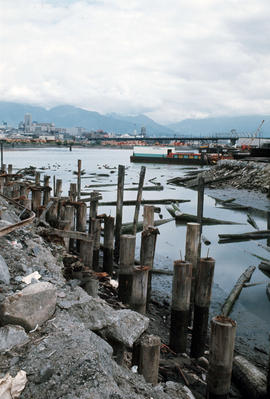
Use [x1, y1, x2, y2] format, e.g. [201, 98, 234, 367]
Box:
[0, 325, 29, 351]
[164, 381, 197, 398]
[0, 254, 10, 285]
[0, 282, 57, 331]
[57, 287, 149, 347]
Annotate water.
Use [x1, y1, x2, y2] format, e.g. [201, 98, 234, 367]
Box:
[4, 147, 270, 346]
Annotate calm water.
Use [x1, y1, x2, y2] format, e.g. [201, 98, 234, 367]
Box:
[4, 147, 270, 345]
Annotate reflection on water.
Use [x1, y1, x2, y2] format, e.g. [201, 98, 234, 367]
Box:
[5, 147, 270, 327]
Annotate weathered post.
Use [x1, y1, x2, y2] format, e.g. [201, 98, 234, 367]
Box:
[69, 183, 77, 201]
[80, 237, 94, 268]
[136, 334, 161, 385]
[169, 260, 192, 353]
[90, 218, 101, 271]
[207, 316, 236, 399]
[55, 179, 62, 197]
[185, 222, 201, 323]
[53, 175, 56, 197]
[6, 164, 12, 184]
[143, 205, 154, 230]
[267, 211, 270, 247]
[31, 187, 42, 213]
[267, 352, 270, 398]
[0, 142, 3, 171]
[129, 266, 149, 314]
[191, 257, 215, 358]
[43, 175, 51, 206]
[77, 159, 82, 200]
[103, 215, 115, 274]
[114, 165, 125, 262]
[20, 185, 31, 209]
[196, 175, 204, 246]
[35, 171, 40, 186]
[2, 164, 6, 173]
[76, 202, 87, 251]
[88, 191, 100, 232]
[61, 205, 73, 249]
[118, 234, 136, 304]
[132, 166, 146, 235]
[140, 226, 159, 304]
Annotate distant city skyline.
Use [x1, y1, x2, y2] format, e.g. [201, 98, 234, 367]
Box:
[1, 0, 270, 124]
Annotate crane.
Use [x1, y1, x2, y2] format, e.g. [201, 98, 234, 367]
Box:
[241, 120, 265, 150]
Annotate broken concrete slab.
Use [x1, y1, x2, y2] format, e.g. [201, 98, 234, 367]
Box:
[0, 282, 57, 331]
[57, 286, 149, 347]
[0, 325, 29, 352]
[0, 254, 10, 285]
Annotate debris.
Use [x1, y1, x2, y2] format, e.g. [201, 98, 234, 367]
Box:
[21, 271, 41, 285]
[0, 370, 27, 399]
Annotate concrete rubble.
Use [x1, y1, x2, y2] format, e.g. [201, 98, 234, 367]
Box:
[0, 197, 194, 399]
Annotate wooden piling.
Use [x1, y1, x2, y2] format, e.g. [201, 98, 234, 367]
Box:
[55, 179, 62, 197]
[207, 315, 236, 399]
[143, 205, 154, 230]
[35, 171, 40, 186]
[7, 164, 12, 175]
[130, 266, 149, 314]
[114, 165, 125, 262]
[2, 164, 6, 173]
[267, 211, 270, 247]
[77, 159, 81, 200]
[69, 183, 77, 201]
[137, 334, 161, 385]
[43, 175, 51, 206]
[185, 222, 201, 323]
[191, 257, 215, 358]
[31, 188, 42, 213]
[76, 202, 87, 251]
[140, 227, 159, 304]
[169, 260, 192, 353]
[103, 216, 114, 274]
[132, 166, 146, 235]
[90, 218, 101, 271]
[118, 234, 136, 304]
[268, 351, 270, 398]
[62, 205, 74, 249]
[0, 142, 3, 171]
[80, 237, 94, 268]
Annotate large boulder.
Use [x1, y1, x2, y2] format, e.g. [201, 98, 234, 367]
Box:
[57, 286, 149, 347]
[0, 282, 57, 331]
[0, 254, 10, 285]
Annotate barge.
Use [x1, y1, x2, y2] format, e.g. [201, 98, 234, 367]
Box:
[130, 146, 230, 165]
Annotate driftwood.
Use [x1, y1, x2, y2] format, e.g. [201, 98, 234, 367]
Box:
[219, 230, 270, 243]
[233, 355, 267, 399]
[98, 199, 190, 206]
[266, 283, 270, 301]
[214, 197, 236, 204]
[259, 261, 270, 278]
[247, 214, 259, 230]
[166, 207, 241, 225]
[221, 266, 256, 317]
[186, 172, 242, 188]
[218, 203, 249, 211]
[121, 218, 174, 235]
[125, 185, 164, 191]
[42, 227, 92, 242]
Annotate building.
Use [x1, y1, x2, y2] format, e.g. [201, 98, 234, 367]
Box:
[24, 113, 32, 133]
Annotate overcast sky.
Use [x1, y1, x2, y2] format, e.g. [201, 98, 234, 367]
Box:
[1, 0, 270, 123]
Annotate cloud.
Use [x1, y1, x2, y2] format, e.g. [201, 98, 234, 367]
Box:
[0, 0, 270, 123]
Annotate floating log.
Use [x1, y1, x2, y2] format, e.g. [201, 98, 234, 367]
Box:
[125, 185, 164, 191]
[121, 218, 173, 235]
[218, 203, 249, 211]
[98, 199, 190, 206]
[186, 172, 242, 188]
[221, 266, 256, 317]
[233, 355, 267, 399]
[219, 229, 270, 243]
[259, 261, 270, 278]
[247, 214, 259, 230]
[166, 207, 241, 225]
[213, 197, 236, 204]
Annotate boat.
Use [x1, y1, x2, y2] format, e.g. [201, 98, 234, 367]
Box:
[130, 146, 208, 165]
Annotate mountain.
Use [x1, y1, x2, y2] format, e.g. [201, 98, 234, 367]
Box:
[0, 102, 171, 136]
[167, 115, 270, 137]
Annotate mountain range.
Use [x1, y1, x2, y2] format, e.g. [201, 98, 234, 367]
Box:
[0, 101, 269, 137]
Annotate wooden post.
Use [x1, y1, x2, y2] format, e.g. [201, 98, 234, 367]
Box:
[130, 266, 149, 314]
[55, 179, 62, 197]
[43, 175, 51, 206]
[0, 142, 3, 171]
[132, 166, 146, 235]
[137, 334, 161, 385]
[114, 165, 125, 262]
[103, 216, 114, 275]
[143, 205, 154, 230]
[69, 183, 77, 201]
[80, 238, 94, 268]
[268, 351, 270, 398]
[118, 234, 136, 304]
[88, 191, 100, 232]
[90, 218, 101, 271]
[185, 222, 201, 323]
[207, 315, 236, 399]
[140, 227, 159, 304]
[7, 164, 12, 175]
[31, 188, 42, 213]
[77, 159, 81, 200]
[35, 171, 40, 186]
[2, 164, 6, 173]
[62, 205, 73, 249]
[191, 257, 215, 358]
[53, 175, 56, 197]
[76, 202, 87, 251]
[197, 175, 204, 248]
[169, 260, 192, 353]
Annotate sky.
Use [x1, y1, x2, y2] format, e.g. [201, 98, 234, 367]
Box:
[1, 0, 270, 124]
